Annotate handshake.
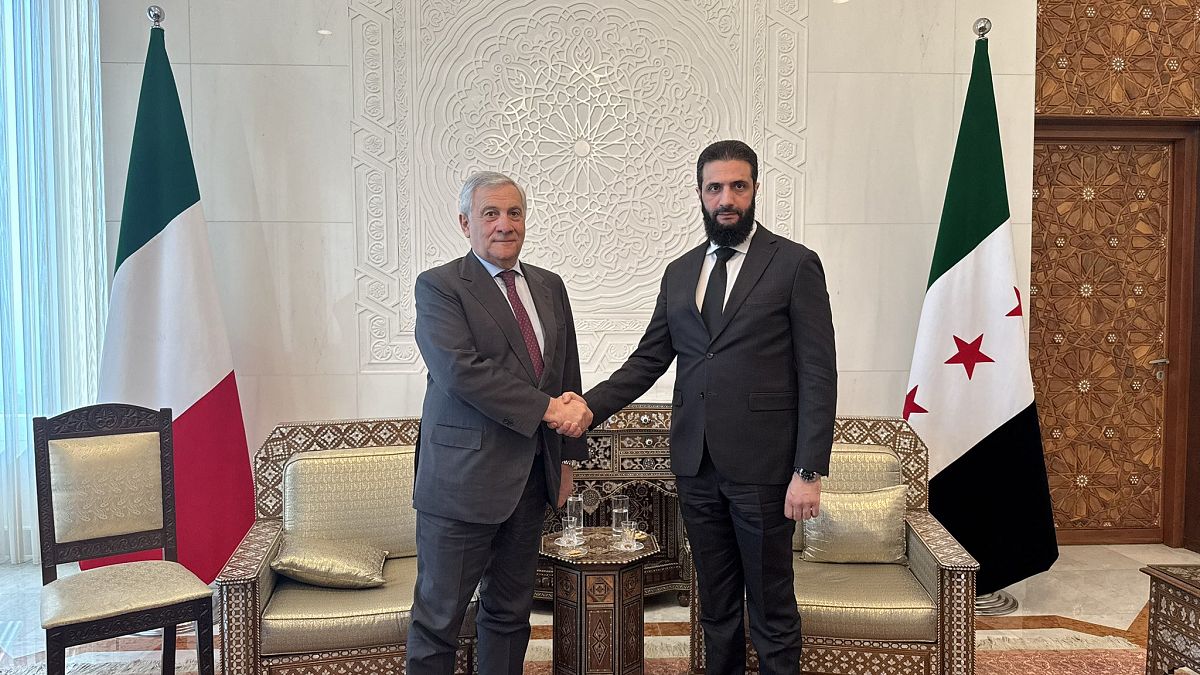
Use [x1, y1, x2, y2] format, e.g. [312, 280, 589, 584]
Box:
[543, 391, 593, 438]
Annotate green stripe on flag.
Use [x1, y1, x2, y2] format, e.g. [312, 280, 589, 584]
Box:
[114, 27, 200, 274]
[926, 38, 1010, 289]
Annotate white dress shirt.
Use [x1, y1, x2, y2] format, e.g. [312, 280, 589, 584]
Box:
[474, 253, 546, 356]
[695, 222, 758, 312]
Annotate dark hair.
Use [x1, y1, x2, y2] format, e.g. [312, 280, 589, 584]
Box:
[696, 140, 758, 188]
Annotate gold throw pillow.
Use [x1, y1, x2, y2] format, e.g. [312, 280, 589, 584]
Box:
[271, 535, 389, 588]
[801, 484, 907, 564]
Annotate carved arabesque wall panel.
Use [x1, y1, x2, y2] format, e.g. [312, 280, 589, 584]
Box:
[350, 0, 808, 375]
[1030, 142, 1170, 532]
[1036, 0, 1200, 117]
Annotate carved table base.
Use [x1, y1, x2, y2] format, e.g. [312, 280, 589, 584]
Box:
[542, 528, 660, 675]
[1143, 565, 1200, 675]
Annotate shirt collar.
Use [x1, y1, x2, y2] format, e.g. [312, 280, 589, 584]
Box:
[474, 252, 524, 280]
[706, 221, 757, 257]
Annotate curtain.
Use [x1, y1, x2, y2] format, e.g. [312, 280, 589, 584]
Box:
[0, 0, 106, 564]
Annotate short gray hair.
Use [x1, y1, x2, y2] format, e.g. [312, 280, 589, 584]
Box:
[458, 171, 527, 217]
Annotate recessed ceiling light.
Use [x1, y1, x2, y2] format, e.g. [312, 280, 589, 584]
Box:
[316, 28, 333, 36]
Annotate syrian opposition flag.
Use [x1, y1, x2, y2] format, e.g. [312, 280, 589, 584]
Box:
[94, 26, 253, 583]
[903, 36, 1057, 595]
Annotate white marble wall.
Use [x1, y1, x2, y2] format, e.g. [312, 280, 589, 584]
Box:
[805, 0, 1036, 416]
[99, 0, 1036, 451]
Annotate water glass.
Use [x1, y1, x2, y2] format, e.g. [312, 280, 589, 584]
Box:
[566, 494, 584, 544]
[561, 516, 578, 546]
[610, 494, 630, 537]
[621, 520, 639, 549]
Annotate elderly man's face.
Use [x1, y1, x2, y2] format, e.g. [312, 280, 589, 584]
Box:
[460, 184, 526, 268]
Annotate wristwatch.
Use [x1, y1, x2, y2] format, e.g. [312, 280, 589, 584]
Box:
[562, 460, 580, 468]
[794, 467, 822, 482]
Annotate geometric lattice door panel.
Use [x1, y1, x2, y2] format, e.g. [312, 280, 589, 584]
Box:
[1031, 142, 1170, 537]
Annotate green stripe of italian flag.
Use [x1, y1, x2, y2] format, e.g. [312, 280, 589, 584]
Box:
[95, 27, 252, 583]
[904, 35, 1057, 595]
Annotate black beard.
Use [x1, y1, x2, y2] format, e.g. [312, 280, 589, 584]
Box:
[702, 198, 756, 248]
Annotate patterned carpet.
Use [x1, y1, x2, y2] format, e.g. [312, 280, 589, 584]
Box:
[0, 650, 1151, 675]
[523, 652, 1149, 675]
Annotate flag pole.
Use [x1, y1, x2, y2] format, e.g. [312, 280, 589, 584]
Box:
[965, 15, 1021, 618]
[125, 3, 209, 640]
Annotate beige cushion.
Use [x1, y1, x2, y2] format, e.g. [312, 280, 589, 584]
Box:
[792, 443, 904, 552]
[794, 560, 936, 642]
[283, 446, 416, 558]
[48, 433, 164, 542]
[41, 560, 211, 629]
[271, 535, 389, 589]
[802, 485, 907, 564]
[261, 557, 478, 655]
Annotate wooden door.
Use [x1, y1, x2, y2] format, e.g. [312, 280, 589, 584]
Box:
[1031, 123, 1199, 545]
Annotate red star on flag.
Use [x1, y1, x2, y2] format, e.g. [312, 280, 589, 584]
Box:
[945, 333, 995, 379]
[1007, 287, 1023, 317]
[903, 385, 928, 421]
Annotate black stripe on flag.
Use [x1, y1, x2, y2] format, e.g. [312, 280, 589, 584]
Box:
[929, 404, 1059, 594]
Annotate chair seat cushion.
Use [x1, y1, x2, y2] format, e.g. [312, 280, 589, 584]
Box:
[261, 556, 478, 655]
[794, 560, 936, 642]
[41, 560, 212, 629]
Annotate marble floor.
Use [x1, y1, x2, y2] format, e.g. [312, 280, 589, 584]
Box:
[2, 543, 1198, 669]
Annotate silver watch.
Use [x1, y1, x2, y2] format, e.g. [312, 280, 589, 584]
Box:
[795, 468, 821, 482]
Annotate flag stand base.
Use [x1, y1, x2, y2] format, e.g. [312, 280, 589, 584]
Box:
[975, 590, 1018, 615]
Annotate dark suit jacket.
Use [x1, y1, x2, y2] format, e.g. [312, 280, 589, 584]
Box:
[414, 252, 588, 524]
[586, 225, 837, 483]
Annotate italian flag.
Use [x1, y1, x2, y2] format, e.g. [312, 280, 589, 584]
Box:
[904, 37, 1058, 594]
[95, 26, 253, 583]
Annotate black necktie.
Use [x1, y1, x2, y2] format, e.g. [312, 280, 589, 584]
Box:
[701, 247, 736, 334]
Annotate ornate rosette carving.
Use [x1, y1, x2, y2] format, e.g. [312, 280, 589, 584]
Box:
[1037, 1, 1200, 117]
[1031, 142, 1169, 532]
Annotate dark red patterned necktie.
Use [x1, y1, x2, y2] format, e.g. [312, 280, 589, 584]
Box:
[497, 270, 544, 380]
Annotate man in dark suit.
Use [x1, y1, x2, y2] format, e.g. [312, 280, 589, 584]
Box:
[584, 141, 837, 675]
[408, 171, 593, 675]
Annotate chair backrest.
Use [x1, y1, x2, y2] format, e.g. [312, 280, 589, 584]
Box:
[281, 445, 418, 558]
[32, 404, 176, 584]
[822, 444, 903, 492]
[253, 418, 421, 519]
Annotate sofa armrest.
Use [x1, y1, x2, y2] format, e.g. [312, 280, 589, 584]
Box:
[904, 509, 978, 675]
[215, 519, 283, 675]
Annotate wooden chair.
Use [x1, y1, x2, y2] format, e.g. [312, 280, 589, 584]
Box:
[33, 404, 215, 675]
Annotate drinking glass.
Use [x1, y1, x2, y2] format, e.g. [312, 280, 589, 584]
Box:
[560, 516, 578, 546]
[610, 495, 630, 537]
[566, 494, 584, 545]
[620, 520, 639, 549]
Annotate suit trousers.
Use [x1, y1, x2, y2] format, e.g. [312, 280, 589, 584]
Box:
[677, 451, 802, 675]
[406, 463, 547, 675]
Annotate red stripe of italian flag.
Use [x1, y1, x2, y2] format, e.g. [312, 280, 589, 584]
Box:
[95, 26, 252, 583]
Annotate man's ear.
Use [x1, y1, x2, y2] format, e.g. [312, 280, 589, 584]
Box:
[459, 213, 470, 237]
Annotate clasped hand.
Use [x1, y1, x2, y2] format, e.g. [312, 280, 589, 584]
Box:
[544, 391, 593, 438]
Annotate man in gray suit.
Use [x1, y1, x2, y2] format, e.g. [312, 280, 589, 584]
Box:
[408, 171, 592, 675]
[584, 141, 837, 675]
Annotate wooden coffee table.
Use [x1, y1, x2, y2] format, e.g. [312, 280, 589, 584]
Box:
[540, 526, 660, 675]
[1142, 564, 1200, 674]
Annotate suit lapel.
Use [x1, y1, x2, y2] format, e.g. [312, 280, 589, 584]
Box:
[678, 242, 709, 330]
[458, 254, 539, 383]
[524, 266, 558, 386]
[708, 225, 779, 344]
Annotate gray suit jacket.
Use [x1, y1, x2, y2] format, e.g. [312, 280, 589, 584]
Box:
[414, 252, 588, 524]
[586, 225, 837, 483]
